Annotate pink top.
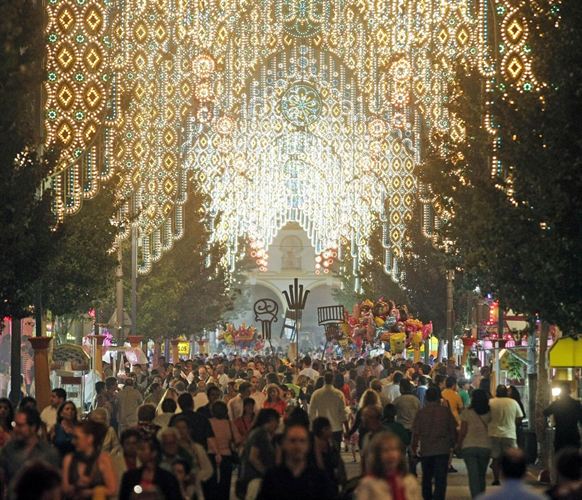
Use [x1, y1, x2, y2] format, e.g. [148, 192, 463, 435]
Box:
[209, 418, 240, 456]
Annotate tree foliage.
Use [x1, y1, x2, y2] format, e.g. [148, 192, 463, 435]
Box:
[0, 1, 119, 323]
[137, 190, 240, 340]
[334, 219, 457, 334]
[0, 1, 55, 319]
[41, 185, 118, 316]
[418, 2, 582, 334]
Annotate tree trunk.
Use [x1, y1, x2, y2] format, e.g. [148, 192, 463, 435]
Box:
[535, 321, 550, 468]
[10, 318, 22, 406]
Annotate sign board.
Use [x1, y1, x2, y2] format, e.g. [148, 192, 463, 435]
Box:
[549, 336, 582, 367]
[178, 341, 190, 355]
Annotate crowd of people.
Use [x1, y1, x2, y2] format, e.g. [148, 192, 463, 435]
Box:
[0, 352, 580, 500]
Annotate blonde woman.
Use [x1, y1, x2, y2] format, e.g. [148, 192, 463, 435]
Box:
[356, 431, 421, 500]
[262, 384, 287, 416]
[349, 389, 382, 452]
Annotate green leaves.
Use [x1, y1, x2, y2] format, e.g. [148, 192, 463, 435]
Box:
[136, 190, 238, 340]
[41, 185, 118, 316]
[0, 1, 54, 319]
[417, 1, 582, 334]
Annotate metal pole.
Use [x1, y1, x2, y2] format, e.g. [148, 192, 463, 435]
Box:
[446, 270, 454, 359]
[295, 308, 300, 369]
[131, 224, 138, 336]
[115, 245, 124, 343]
[495, 301, 503, 386]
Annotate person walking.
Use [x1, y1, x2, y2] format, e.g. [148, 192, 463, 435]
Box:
[169, 392, 217, 453]
[0, 398, 13, 448]
[477, 448, 546, 500]
[119, 436, 181, 500]
[209, 400, 241, 500]
[117, 378, 143, 434]
[40, 388, 66, 433]
[546, 447, 582, 500]
[382, 371, 403, 403]
[349, 389, 383, 452]
[457, 389, 492, 498]
[238, 409, 280, 500]
[298, 356, 320, 382]
[234, 397, 256, 443]
[257, 423, 336, 500]
[411, 387, 457, 500]
[415, 376, 429, 408]
[51, 400, 78, 459]
[393, 379, 421, 438]
[543, 381, 582, 453]
[0, 408, 60, 496]
[488, 385, 524, 485]
[228, 382, 252, 421]
[308, 371, 348, 451]
[356, 431, 421, 500]
[441, 376, 463, 425]
[312, 417, 346, 494]
[263, 384, 287, 416]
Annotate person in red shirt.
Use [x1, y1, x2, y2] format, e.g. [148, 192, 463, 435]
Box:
[334, 373, 351, 405]
[234, 397, 256, 443]
[263, 384, 287, 416]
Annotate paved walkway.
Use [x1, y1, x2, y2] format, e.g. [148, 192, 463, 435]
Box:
[344, 454, 547, 499]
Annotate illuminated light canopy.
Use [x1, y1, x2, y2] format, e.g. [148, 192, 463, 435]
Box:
[44, 0, 544, 279]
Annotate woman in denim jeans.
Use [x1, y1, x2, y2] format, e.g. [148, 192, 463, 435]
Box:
[457, 389, 492, 498]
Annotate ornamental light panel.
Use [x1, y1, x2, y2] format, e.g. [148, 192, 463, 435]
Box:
[44, 0, 543, 278]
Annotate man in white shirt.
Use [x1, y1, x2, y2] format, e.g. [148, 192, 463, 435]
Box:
[215, 364, 229, 389]
[227, 381, 251, 420]
[308, 371, 348, 451]
[382, 371, 403, 403]
[298, 356, 319, 382]
[40, 388, 66, 433]
[488, 385, 524, 485]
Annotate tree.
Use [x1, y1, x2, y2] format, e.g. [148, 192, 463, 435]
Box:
[0, 1, 54, 320]
[333, 226, 407, 314]
[493, 1, 582, 334]
[418, 3, 582, 335]
[400, 207, 449, 336]
[333, 218, 463, 336]
[137, 189, 240, 341]
[41, 185, 118, 318]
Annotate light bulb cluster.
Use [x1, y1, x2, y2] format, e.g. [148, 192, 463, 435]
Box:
[314, 248, 337, 275]
[249, 239, 269, 272]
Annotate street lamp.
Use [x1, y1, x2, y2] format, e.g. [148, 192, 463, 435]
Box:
[282, 278, 310, 368]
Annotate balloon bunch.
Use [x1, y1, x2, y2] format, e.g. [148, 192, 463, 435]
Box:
[218, 323, 260, 350]
[346, 298, 432, 358]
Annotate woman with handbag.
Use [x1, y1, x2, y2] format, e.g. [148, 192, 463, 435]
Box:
[209, 400, 242, 499]
[456, 389, 492, 498]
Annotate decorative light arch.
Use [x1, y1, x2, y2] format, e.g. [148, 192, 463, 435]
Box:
[44, 0, 546, 280]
